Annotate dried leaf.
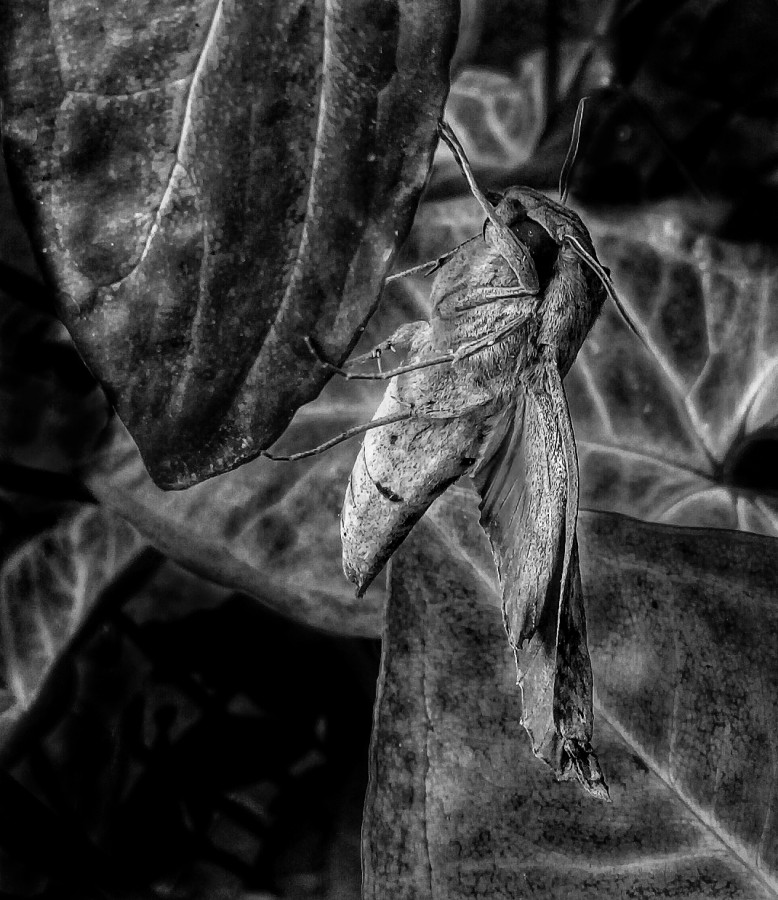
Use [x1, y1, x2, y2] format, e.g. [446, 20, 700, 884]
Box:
[365, 486, 778, 898]
[1, 0, 458, 486]
[0, 506, 147, 746]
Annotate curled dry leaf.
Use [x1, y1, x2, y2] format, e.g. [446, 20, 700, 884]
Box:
[0, 506, 146, 747]
[1, 0, 458, 487]
[365, 486, 778, 899]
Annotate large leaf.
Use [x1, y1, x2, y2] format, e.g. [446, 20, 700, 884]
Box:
[365, 486, 778, 898]
[0, 0, 458, 487]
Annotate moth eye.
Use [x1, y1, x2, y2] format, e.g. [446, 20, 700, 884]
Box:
[511, 218, 559, 289]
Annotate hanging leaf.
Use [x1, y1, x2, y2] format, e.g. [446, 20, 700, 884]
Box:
[364, 486, 778, 898]
[0, 0, 458, 487]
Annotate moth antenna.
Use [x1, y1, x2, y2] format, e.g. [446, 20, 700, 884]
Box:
[438, 120, 501, 229]
[559, 96, 588, 205]
[438, 119, 540, 294]
[386, 234, 480, 283]
[564, 234, 651, 353]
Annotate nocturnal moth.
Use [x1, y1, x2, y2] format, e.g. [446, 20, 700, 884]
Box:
[267, 104, 642, 798]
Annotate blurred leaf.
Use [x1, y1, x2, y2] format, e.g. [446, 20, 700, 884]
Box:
[83, 384, 387, 635]
[570, 209, 778, 533]
[433, 2, 778, 226]
[1, 0, 458, 487]
[0, 289, 110, 475]
[365, 486, 778, 898]
[0, 505, 147, 745]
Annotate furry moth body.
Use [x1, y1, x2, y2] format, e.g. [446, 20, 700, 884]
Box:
[341, 123, 611, 798]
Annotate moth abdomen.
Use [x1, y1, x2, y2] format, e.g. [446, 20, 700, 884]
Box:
[341, 331, 493, 596]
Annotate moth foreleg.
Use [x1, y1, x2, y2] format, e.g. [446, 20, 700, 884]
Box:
[262, 410, 417, 462]
[307, 330, 455, 382]
[339, 321, 426, 370]
[311, 347, 457, 382]
[438, 121, 539, 294]
[263, 398, 489, 463]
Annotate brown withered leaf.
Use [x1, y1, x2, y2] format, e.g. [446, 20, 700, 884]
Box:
[365, 486, 778, 898]
[0, 0, 458, 487]
[0, 506, 147, 747]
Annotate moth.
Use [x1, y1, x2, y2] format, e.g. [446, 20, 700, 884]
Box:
[268, 104, 642, 799]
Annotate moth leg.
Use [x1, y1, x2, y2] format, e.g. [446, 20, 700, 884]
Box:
[413, 398, 492, 420]
[385, 235, 480, 283]
[341, 321, 426, 370]
[306, 335, 456, 382]
[262, 410, 417, 462]
[263, 397, 489, 463]
[313, 314, 527, 379]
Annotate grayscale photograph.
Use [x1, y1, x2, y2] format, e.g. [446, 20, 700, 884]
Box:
[0, 1, 776, 897]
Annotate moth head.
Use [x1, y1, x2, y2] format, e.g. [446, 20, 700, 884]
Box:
[499, 188, 648, 350]
[492, 193, 560, 291]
